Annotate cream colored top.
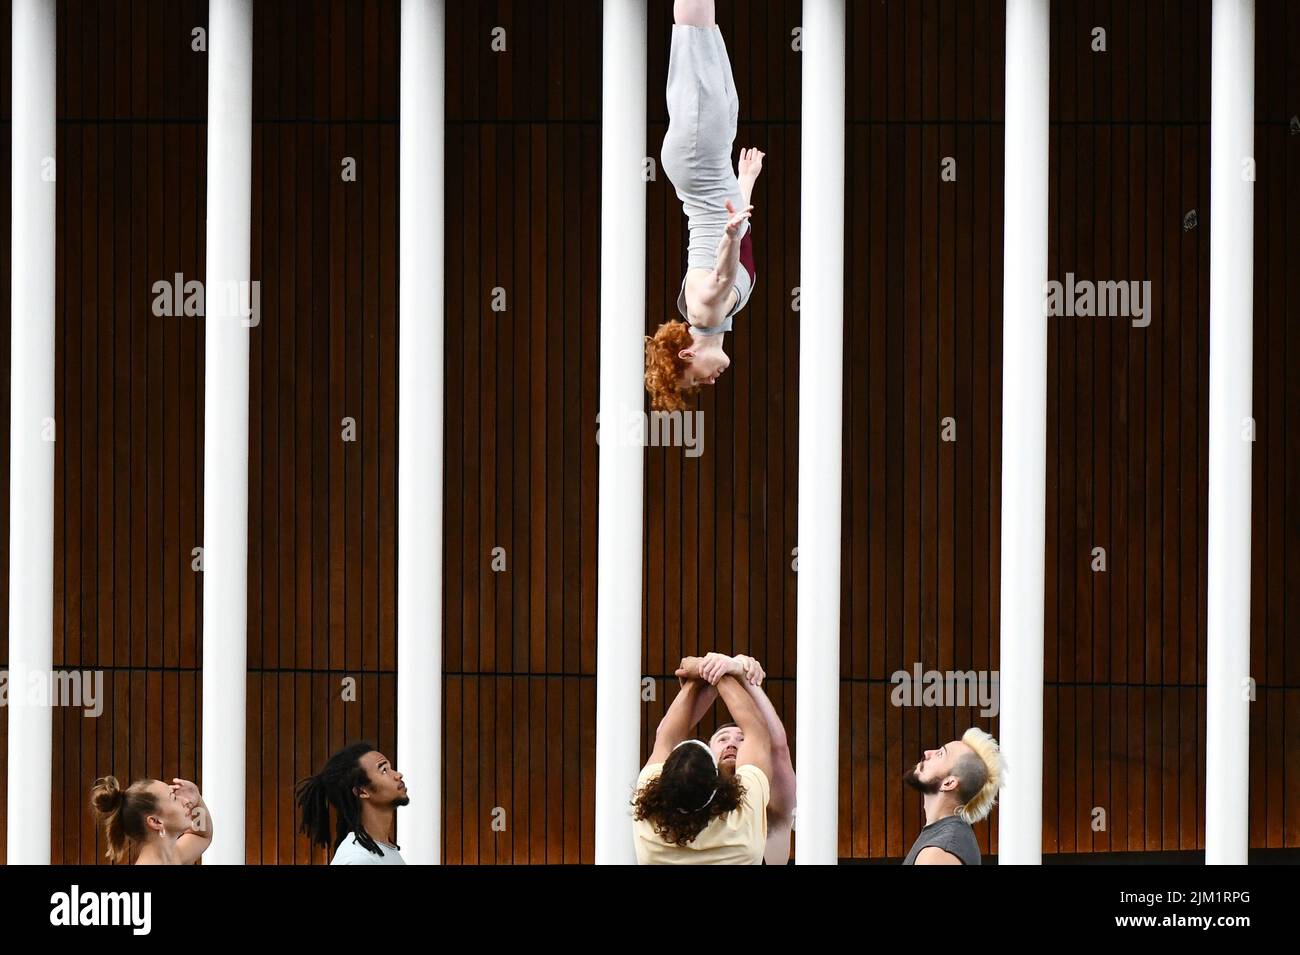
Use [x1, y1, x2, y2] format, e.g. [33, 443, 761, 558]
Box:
[632, 761, 770, 865]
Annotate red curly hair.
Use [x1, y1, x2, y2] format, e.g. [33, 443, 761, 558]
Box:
[644, 321, 701, 412]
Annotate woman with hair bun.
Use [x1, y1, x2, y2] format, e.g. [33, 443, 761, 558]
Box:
[89, 775, 213, 864]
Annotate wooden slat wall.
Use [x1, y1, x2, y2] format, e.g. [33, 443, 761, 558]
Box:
[1044, 0, 1209, 855]
[245, 0, 400, 865]
[442, 0, 600, 863]
[43, 0, 209, 865]
[1035, 0, 1297, 856]
[1041, 0, 1297, 857]
[37, 0, 406, 865]
[0, 0, 1296, 864]
[839, 0, 1007, 861]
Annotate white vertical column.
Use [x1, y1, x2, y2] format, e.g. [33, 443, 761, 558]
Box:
[1205, 0, 1254, 866]
[594, 0, 646, 865]
[200, 0, 253, 865]
[997, 0, 1050, 865]
[7, 0, 56, 866]
[794, 0, 846, 866]
[397, 0, 445, 866]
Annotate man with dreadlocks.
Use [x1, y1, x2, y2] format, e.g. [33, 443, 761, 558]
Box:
[296, 742, 410, 865]
[900, 727, 1007, 865]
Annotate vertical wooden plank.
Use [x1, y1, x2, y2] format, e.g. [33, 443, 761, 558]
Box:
[444, 675, 463, 864]
[444, 121, 464, 678]
[937, 6, 956, 697]
[884, 116, 905, 860]
[563, 675, 580, 863]
[476, 676, 494, 863]
[545, 676, 562, 863]
[953, 0, 974, 746]
[495, 121, 513, 685]
[528, 676, 545, 863]
[479, 121, 497, 682]
[328, 25, 346, 681]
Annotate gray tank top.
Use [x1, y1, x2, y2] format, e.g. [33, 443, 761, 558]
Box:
[901, 814, 981, 865]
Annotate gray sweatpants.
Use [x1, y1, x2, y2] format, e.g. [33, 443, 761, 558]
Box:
[660, 24, 754, 318]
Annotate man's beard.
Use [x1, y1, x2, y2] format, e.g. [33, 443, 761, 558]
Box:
[393, 793, 411, 807]
[902, 767, 942, 795]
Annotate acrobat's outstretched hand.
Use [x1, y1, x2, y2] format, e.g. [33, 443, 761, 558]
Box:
[723, 199, 753, 236]
[738, 146, 765, 181]
[732, 654, 765, 687]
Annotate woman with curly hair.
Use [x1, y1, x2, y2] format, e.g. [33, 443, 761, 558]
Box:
[632, 651, 773, 864]
[646, 1, 765, 412]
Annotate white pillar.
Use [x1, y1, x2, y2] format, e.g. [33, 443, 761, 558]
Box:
[397, 0, 445, 865]
[1205, 0, 1254, 866]
[6, 0, 56, 865]
[794, 0, 846, 866]
[997, 0, 1049, 865]
[594, 0, 647, 865]
[200, 0, 253, 865]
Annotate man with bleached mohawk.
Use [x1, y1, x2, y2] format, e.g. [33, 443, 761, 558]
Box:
[900, 727, 1006, 865]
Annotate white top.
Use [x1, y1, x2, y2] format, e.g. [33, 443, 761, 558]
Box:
[329, 832, 406, 865]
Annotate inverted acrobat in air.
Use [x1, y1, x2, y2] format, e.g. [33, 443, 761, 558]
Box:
[646, 0, 765, 412]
